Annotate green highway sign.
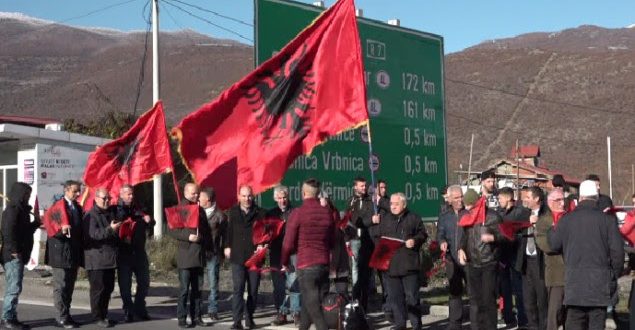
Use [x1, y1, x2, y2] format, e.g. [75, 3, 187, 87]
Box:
[255, 0, 447, 220]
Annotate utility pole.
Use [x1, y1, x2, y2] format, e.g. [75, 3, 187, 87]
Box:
[152, 0, 163, 239]
[607, 136, 613, 200]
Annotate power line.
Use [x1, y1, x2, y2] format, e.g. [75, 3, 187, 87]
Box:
[161, 0, 253, 43]
[446, 78, 632, 116]
[165, 0, 253, 27]
[132, 0, 152, 117]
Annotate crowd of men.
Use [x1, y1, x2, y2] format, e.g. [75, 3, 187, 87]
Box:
[438, 172, 630, 330]
[0, 171, 632, 330]
[0, 177, 429, 330]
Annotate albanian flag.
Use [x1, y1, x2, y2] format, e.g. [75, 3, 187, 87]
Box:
[498, 221, 532, 241]
[172, 0, 368, 209]
[82, 101, 173, 207]
[552, 211, 565, 226]
[252, 217, 285, 245]
[244, 247, 269, 271]
[166, 204, 199, 230]
[43, 199, 70, 238]
[620, 211, 635, 246]
[119, 218, 137, 240]
[338, 210, 352, 231]
[369, 236, 404, 271]
[459, 197, 487, 227]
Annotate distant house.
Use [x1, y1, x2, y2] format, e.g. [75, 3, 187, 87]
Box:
[463, 144, 580, 191]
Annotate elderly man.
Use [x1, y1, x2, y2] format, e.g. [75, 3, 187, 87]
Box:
[85, 188, 120, 327]
[535, 189, 566, 330]
[268, 185, 300, 326]
[281, 179, 334, 330]
[224, 185, 266, 330]
[372, 193, 427, 330]
[169, 183, 211, 328]
[548, 180, 624, 330]
[436, 185, 468, 329]
[115, 184, 154, 322]
[45, 180, 84, 329]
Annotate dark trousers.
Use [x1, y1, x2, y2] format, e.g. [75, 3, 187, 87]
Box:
[118, 252, 150, 317]
[546, 286, 565, 330]
[379, 271, 391, 313]
[352, 240, 372, 310]
[87, 269, 115, 320]
[500, 263, 529, 326]
[466, 263, 498, 330]
[522, 256, 548, 330]
[271, 269, 286, 311]
[51, 267, 78, 321]
[384, 273, 421, 330]
[565, 306, 606, 330]
[177, 267, 203, 321]
[231, 263, 261, 325]
[333, 277, 349, 297]
[630, 279, 635, 329]
[446, 260, 466, 330]
[297, 265, 329, 330]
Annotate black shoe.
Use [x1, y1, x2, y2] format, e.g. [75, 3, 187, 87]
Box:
[95, 319, 114, 328]
[207, 313, 219, 321]
[55, 319, 77, 329]
[230, 324, 244, 330]
[122, 313, 133, 323]
[195, 318, 211, 327]
[177, 319, 190, 328]
[270, 313, 287, 326]
[2, 319, 29, 329]
[244, 318, 255, 329]
[66, 317, 81, 327]
[135, 312, 151, 321]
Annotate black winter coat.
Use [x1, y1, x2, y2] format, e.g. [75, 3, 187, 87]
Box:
[548, 200, 624, 307]
[224, 205, 266, 265]
[203, 205, 226, 260]
[0, 182, 39, 264]
[372, 209, 427, 277]
[460, 208, 503, 267]
[514, 206, 546, 276]
[346, 194, 375, 255]
[266, 206, 293, 268]
[84, 205, 119, 270]
[168, 200, 211, 269]
[45, 198, 84, 269]
[115, 201, 154, 262]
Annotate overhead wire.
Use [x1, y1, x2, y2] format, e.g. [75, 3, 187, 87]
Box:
[161, 0, 253, 43]
[131, 0, 152, 116]
[164, 0, 253, 27]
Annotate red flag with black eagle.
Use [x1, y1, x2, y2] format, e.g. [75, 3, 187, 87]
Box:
[81, 101, 173, 208]
[165, 204, 200, 230]
[119, 218, 137, 240]
[244, 217, 286, 270]
[43, 199, 70, 238]
[458, 197, 487, 227]
[172, 0, 368, 209]
[498, 221, 533, 241]
[369, 236, 404, 271]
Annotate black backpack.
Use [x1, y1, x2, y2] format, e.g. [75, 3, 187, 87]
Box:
[322, 292, 347, 329]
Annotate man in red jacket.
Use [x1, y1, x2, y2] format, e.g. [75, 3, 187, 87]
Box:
[281, 179, 334, 330]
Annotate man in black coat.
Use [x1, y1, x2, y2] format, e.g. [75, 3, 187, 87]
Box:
[45, 180, 84, 329]
[458, 189, 503, 330]
[436, 184, 468, 330]
[224, 185, 266, 330]
[169, 183, 212, 328]
[114, 184, 154, 322]
[346, 176, 375, 310]
[84, 188, 120, 327]
[0, 182, 40, 329]
[548, 180, 624, 329]
[372, 192, 427, 330]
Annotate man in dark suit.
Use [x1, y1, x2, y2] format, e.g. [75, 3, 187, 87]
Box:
[45, 180, 84, 329]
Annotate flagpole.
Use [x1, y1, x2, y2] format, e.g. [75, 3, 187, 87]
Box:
[607, 136, 613, 200]
[365, 122, 378, 214]
[151, 0, 164, 239]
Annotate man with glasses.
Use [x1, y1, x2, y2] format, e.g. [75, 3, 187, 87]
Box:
[85, 188, 120, 327]
[45, 180, 84, 329]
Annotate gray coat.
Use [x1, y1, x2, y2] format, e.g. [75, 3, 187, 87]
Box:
[548, 200, 624, 306]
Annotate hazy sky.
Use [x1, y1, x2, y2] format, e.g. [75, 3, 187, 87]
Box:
[2, 0, 635, 53]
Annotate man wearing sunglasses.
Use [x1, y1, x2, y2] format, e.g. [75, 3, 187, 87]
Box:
[84, 188, 121, 328]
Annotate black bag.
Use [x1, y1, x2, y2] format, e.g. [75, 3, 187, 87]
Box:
[343, 300, 370, 330]
[322, 292, 347, 329]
